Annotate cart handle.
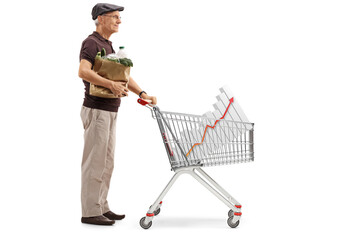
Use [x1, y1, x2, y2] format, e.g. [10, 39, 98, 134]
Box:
[137, 98, 153, 106]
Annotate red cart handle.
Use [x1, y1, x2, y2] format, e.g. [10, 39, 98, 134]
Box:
[137, 98, 153, 106]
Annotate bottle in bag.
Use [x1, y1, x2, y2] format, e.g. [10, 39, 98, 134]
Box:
[116, 46, 127, 58]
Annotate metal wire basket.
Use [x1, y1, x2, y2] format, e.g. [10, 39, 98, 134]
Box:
[156, 110, 254, 169]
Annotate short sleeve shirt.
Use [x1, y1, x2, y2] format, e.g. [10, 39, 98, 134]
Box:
[79, 31, 121, 112]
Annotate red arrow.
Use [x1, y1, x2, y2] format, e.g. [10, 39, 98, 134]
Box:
[186, 97, 234, 157]
[220, 97, 233, 119]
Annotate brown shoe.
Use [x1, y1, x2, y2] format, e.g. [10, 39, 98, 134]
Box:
[103, 211, 125, 220]
[81, 215, 115, 225]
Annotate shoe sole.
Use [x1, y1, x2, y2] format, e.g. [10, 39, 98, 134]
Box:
[81, 218, 115, 225]
[103, 215, 126, 221]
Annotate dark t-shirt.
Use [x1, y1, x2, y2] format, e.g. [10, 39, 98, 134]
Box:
[79, 31, 121, 112]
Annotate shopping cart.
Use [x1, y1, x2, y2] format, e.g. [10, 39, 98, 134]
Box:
[137, 91, 254, 229]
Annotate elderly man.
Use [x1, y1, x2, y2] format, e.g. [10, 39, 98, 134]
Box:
[78, 3, 157, 225]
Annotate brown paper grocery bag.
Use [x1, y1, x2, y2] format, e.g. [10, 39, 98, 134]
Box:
[90, 57, 131, 98]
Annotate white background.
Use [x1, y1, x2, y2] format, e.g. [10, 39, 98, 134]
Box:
[1, 0, 359, 239]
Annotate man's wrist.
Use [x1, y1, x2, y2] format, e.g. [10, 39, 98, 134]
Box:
[105, 79, 114, 90]
[139, 91, 147, 98]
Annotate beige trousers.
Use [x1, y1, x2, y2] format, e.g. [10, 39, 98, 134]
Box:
[80, 106, 118, 217]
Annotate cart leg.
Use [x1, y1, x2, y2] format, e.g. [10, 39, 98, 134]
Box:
[140, 170, 185, 229]
[196, 168, 242, 213]
[188, 169, 235, 209]
[188, 168, 242, 227]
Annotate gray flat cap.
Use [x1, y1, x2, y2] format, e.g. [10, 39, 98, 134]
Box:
[92, 3, 124, 20]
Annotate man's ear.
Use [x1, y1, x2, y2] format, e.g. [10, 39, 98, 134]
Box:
[97, 15, 103, 24]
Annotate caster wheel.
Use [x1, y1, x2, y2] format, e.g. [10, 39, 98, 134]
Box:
[227, 216, 240, 228]
[149, 205, 161, 216]
[140, 217, 152, 229]
[154, 208, 161, 216]
[228, 209, 234, 217]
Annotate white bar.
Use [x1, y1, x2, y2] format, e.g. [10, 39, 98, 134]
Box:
[213, 100, 237, 141]
[203, 111, 218, 157]
[216, 93, 240, 122]
[220, 85, 252, 130]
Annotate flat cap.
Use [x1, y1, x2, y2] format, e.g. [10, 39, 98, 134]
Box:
[92, 3, 124, 20]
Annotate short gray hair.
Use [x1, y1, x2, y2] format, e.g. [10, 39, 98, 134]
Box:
[94, 18, 99, 26]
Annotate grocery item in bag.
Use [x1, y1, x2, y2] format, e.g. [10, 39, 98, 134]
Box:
[90, 48, 132, 98]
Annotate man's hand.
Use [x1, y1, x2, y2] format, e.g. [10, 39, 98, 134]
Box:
[141, 94, 157, 105]
[109, 82, 129, 97]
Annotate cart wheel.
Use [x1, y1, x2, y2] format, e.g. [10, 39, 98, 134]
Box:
[228, 209, 234, 217]
[227, 216, 240, 228]
[140, 217, 152, 229]
[154, 208, 161, 216]
[149, 205, 161, 216]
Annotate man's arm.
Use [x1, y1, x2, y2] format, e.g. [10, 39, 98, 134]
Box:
[78, 59, 129, 97]
[128, 76, 157, 105]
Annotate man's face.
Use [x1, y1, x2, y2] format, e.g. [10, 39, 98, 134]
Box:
[99, 11, 121, 33]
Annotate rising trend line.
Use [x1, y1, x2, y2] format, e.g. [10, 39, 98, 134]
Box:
[185, 97, 234, 157]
